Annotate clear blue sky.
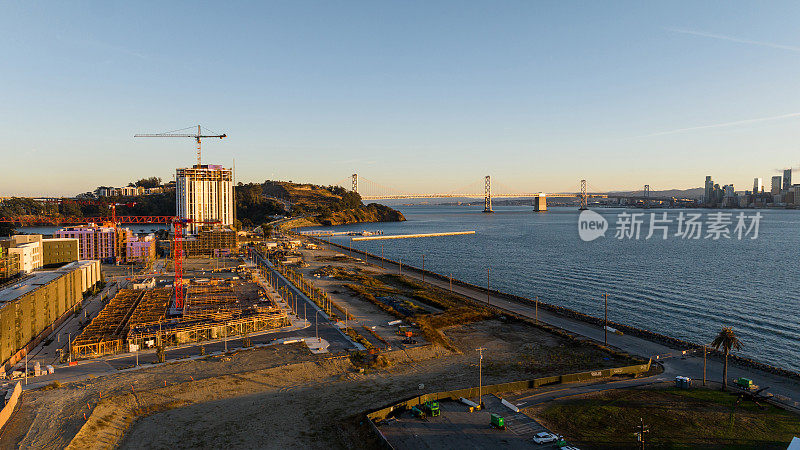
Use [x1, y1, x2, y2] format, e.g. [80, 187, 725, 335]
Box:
[2, 1, 799, 196]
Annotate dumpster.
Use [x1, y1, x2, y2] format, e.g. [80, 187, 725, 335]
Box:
[490, 413, 505, 430]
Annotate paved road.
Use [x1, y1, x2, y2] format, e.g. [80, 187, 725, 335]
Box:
[250, 250, 360, 351]
[320, 241, 800, 408]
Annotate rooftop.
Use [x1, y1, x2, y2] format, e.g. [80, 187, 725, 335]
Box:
[0, 260, 97, 305]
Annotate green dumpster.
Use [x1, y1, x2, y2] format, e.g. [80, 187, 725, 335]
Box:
[490, 413, 505, 429]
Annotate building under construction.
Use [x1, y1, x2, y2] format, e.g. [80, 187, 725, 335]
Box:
[71, 278, 289, 359]
[160, 226, 238, 258]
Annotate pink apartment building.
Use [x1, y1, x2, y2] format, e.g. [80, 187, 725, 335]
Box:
[126, 234, 156, 263]
[55, 225, 133, 263]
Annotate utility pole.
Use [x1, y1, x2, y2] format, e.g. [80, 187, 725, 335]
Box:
[224, 321, 228, 352]
[399, 258, 402, 274]
[421, 254, 425, 283]
[381, 244, 384, 269]
[449, 273, 452, 292]
[476, 347, 486, 408]
[635, 417, 649, 449]
[603, 293, 609, 345]
[25, 351, 27, 385]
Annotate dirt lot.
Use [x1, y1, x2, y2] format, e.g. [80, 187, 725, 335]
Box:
[0, 345, 315, 449]
[2, 245, 644, 449]
[528, 384, 800, 449]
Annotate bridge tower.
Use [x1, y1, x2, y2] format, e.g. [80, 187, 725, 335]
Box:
[579, 179, 588, 210]
[483, 175, 493, 213]
[534, 193, 547, 212]
[643, 184, 650, 208]
[351, 174, 358, 193]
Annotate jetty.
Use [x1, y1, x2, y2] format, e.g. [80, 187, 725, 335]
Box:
[351, 231, 476, 241]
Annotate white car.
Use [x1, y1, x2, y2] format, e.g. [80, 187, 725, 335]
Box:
[532, 432, 559, 444]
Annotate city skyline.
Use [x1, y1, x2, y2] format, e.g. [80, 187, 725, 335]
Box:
[3, 2, 800, 196]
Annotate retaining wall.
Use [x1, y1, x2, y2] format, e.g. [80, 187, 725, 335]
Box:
[366, 361, 651, 422]
[0, 382, 22, 433]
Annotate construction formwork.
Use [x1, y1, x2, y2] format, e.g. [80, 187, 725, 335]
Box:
[71, 289, 143, 359]
[72, 281, 289, 359]
[128, 310, 289, 347]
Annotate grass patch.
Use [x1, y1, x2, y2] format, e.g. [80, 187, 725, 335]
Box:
[40, 380, 61, 391]
[531, 386, 800, 449]
[349, 350, 389, 371]
[342, 327, 375, 350]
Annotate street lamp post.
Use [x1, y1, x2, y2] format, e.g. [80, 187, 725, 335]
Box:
[422, 254, 425, 283]
[703, 345, 707, 386]
[381, 244, 384, 268]
[315, 310, 322, 342]
[603, 293, 609, 345]
[487, 268, 490, 305]
[476, 347, 486, 408]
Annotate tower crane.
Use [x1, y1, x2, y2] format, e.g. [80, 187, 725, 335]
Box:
[134, 125, 226, 166]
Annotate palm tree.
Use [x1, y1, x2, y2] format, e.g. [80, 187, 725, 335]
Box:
[711, 327, 742, 390]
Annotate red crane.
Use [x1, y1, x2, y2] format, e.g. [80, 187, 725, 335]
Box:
[134, 125, 226, 167]
[170, 218, 219, 311]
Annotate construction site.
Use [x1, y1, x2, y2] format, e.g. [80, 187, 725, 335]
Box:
[71, 276, 290, 360]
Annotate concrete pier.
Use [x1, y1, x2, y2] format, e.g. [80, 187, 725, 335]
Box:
[351, 231, 476, 241]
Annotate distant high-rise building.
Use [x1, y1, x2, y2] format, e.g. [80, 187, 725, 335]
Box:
[176, 164, 234, 234]
[772, 175, 783, 195]
[723, 184, 735, 197]
[783, 168, 793, 191]
[704, 176, 714, 205]
[753, 178, 763, 194]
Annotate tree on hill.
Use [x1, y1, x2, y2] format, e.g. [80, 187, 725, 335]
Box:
[134, 177, 162, 189]
[711, 327, 742, 390]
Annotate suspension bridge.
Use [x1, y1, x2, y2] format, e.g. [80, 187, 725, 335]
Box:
[334, 174, 675, 212]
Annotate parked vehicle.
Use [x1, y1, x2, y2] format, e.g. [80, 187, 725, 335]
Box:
[734, 377, 759, 391]
[423, 401, 440, 417]
[533, 432, 559, 444]
[410, 405, 426, 419]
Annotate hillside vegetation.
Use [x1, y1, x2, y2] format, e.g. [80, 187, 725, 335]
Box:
[0, 179, 403, 234]
[260, 181, 404, 227]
